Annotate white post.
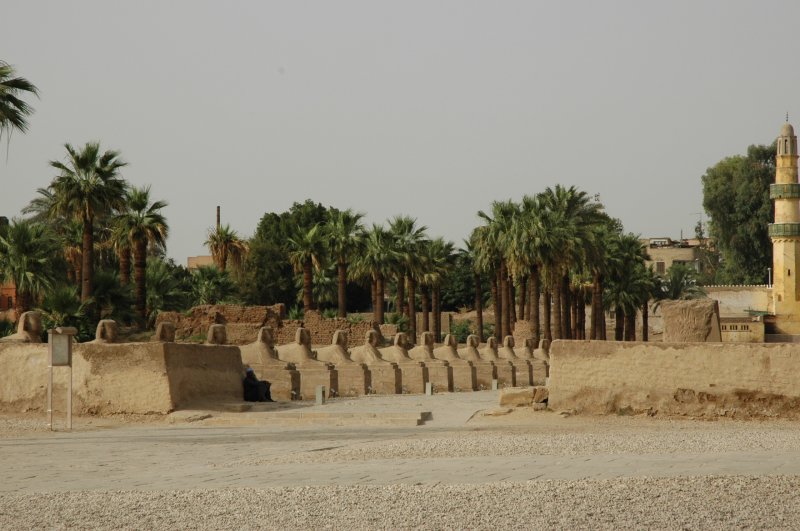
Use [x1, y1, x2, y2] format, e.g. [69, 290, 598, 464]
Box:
[47, 362, 53, 431]
[67, 366, 73, 430]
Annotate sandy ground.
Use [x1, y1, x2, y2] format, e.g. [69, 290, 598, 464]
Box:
[3, 393, 800, 529]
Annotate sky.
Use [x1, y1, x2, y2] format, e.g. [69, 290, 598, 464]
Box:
[2, 1, 799, 263]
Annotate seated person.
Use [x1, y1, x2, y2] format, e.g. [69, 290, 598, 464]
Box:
[243, 367, 274, 402]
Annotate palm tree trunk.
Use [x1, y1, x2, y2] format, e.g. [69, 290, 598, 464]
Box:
[590, 272, 602, 340]
[377, 275, 385, 324]
[570, 285, 578, 339]
[396, 274, 405, 316]
[518, 275, 527, 321]
[371, 278, 378, 322]
[407, 277, 417, 341]
[15, 290, 32, 315]
[433, 285, 441, 342]
[475, 273, 484, 342]
[67, 269, 75, 285]
[543, 290, 552, 342]
[624, 311, 636, 341]
[642, 300, 649, 342]
[134, 239, 148, 327]
[510, 279, 517, 326]
[119, 247, 131, 286]
[337, 261, 347, 318]
[552, 283, 562, 340]
[577, 289, 586, 339]
[303, 258, 313, 312]
[562, 275, 572, 340]
[421, 287, 430, 332]
[501, 261, 511, 338]
[530, 265, 540, 346]
[614, 307, 624, 341]
[492, 271, 501, 341]
[81, 216, 93, 302]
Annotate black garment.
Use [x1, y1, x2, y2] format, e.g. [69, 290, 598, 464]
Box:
[243, 373, 273, 402]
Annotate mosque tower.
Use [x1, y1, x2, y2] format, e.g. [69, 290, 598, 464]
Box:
[770, 120, 800, 334]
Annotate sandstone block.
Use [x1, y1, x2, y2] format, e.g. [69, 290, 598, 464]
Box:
[661, 299, 721, 342]
[499, 387, 534, 407]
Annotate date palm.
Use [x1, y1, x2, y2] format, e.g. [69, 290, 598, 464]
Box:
[389, 216, 428, 340]
[287, 224, 327, 312]
[0, 61, 39, 147]
[115, 186, 169, 327]
[48, 142, 128, 301]
[205, 224, 249, 273]
[351, 225, 396, 323]
[420, 237, 455, 342]
[327, 209, 364, 317]
[0, 219, 58, 313]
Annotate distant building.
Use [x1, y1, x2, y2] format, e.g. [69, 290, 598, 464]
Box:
[187, 256, 214, 270]
[643, 237, 702, 275]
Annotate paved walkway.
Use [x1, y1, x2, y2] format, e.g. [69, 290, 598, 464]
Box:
[3, 391, 800, 494]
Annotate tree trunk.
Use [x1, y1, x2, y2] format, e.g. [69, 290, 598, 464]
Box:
[518, 275, 527, 321]
[15, 290, 32, 316]
[67, 269, 75, 285]
[376, 275, 385, 324]
[570, 285, 578, 339]
[642, 300, 649, 342]
[562, 275, 572, 340]
[577, 289, 586, 339]
[530, 265, 540, 346]
[407, 277, 417, 342]
[337, 261, 347, 318]
[371, 278, 378, 322]
[552, 282, 562, 340]
[590, 272, 602, 340]
[501, 261, 511, 339]
[421, 287, 430, 332]
[474, 273, 484, 342]
[510, 279, 517, 326]
[303, 258, 313, 313]
[433, 285, 441, 342]
[396, 273, 405, 316]
[492, 271, 501, 341]
[134, 239, 147, 328]
[81, 216, 93, 302]
[624, 311, 636, 341]
[119, 246, 131, 286]
[543, 290, 552, 342]
[614, 307, 624, 341]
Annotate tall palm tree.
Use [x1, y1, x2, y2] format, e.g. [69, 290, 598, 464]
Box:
[465, 232, 485, 342]
[115, 186, 169, 327]
[605, 233, 649, 341]
[287, 224, 327, 313]
[205, 224, 248, 273]
[351, 224, 396, 323]
[0, 61, 39, 147]
[388, 216, 428, 340]
[421, 237, 455, 342]
[48, 142, 128, 302]
[477, 201, 516, 339]
[327, 209, 364, 318]
[0, 219, 58, 313]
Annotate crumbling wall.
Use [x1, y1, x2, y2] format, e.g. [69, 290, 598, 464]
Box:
[156, 304, 285, 344]
[548, 339, 800, 417]
[0, 342, 242, 415]
[661, 299, 721, 342]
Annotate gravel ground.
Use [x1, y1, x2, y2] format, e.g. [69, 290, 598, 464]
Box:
[2, 476, 799, 530]
[229, 422, 800, 466]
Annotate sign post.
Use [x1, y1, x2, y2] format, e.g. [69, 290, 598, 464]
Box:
[47, 327, 77, 431]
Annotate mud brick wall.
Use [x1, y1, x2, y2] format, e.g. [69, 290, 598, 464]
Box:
[548, 340, 800, 417]
[156, 304, 285, 344]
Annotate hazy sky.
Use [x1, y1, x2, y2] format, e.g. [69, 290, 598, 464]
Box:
[2, 1, 798, 263]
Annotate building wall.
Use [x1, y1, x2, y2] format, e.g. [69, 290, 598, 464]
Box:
[704, 286, 771, 317]
[548, 340, 800, 416]
[646, 246, 700, 274]
[187, 255, 214, 269]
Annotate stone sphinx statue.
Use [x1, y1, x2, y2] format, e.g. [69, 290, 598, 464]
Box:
[458, 334, 482, 361]
[350, 330, 393, 366]
[0, 311, 43, 343]
[91, 319, 118, 344]
[277, 328, 328, 367]
[153, 321, 176, 342]
[378, 333, 416, 363]
[206, 324, 227, 345]
[316, 330, 357, 365]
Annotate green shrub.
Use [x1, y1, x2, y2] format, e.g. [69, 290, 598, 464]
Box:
[346, 314, 364, 324]
[322, 308, 338, 319]
[450, 320, 472, 343]
[0, 319, 14, 338]
[287, 306, 304, 320]
[384, 312, 409, 332]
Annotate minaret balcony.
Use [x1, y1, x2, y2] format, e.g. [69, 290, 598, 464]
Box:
[769, 223, 800, 237]
[770, 183, 800, 199]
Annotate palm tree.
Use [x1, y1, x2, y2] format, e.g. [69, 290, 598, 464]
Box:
[656, 263, 706, 303]
[287, 224, 327, 312]
[605, 233, 650, 341]
[389, 216, 428, 340]
[190, 265, 237, 306]
[477, 201, 516, 339]
[351, 224, 396, 323]
[48, 142, 128, 302]
[115, 186, 169, 327]
[0, 61, 39, 147]
[421, 237, 455, 342]
[327, 209, 364, 318]
[205, 224, 248, 273]
[0, 219, 58, 313]
[465, 232, 485, 341]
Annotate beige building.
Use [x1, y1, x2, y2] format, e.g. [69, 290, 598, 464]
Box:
[187, 256, 214, 270]
[643, 238, 701, 275]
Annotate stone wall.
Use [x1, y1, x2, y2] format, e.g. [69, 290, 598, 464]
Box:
[156, 304, 285, 344]
[274, 311, 388, 347]
[548, 340, 800, 417]
[705, 285, 771, 317]
[0, 342, 242, 415]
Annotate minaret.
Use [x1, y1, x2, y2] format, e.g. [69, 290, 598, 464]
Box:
[770, 120, 800, 333]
